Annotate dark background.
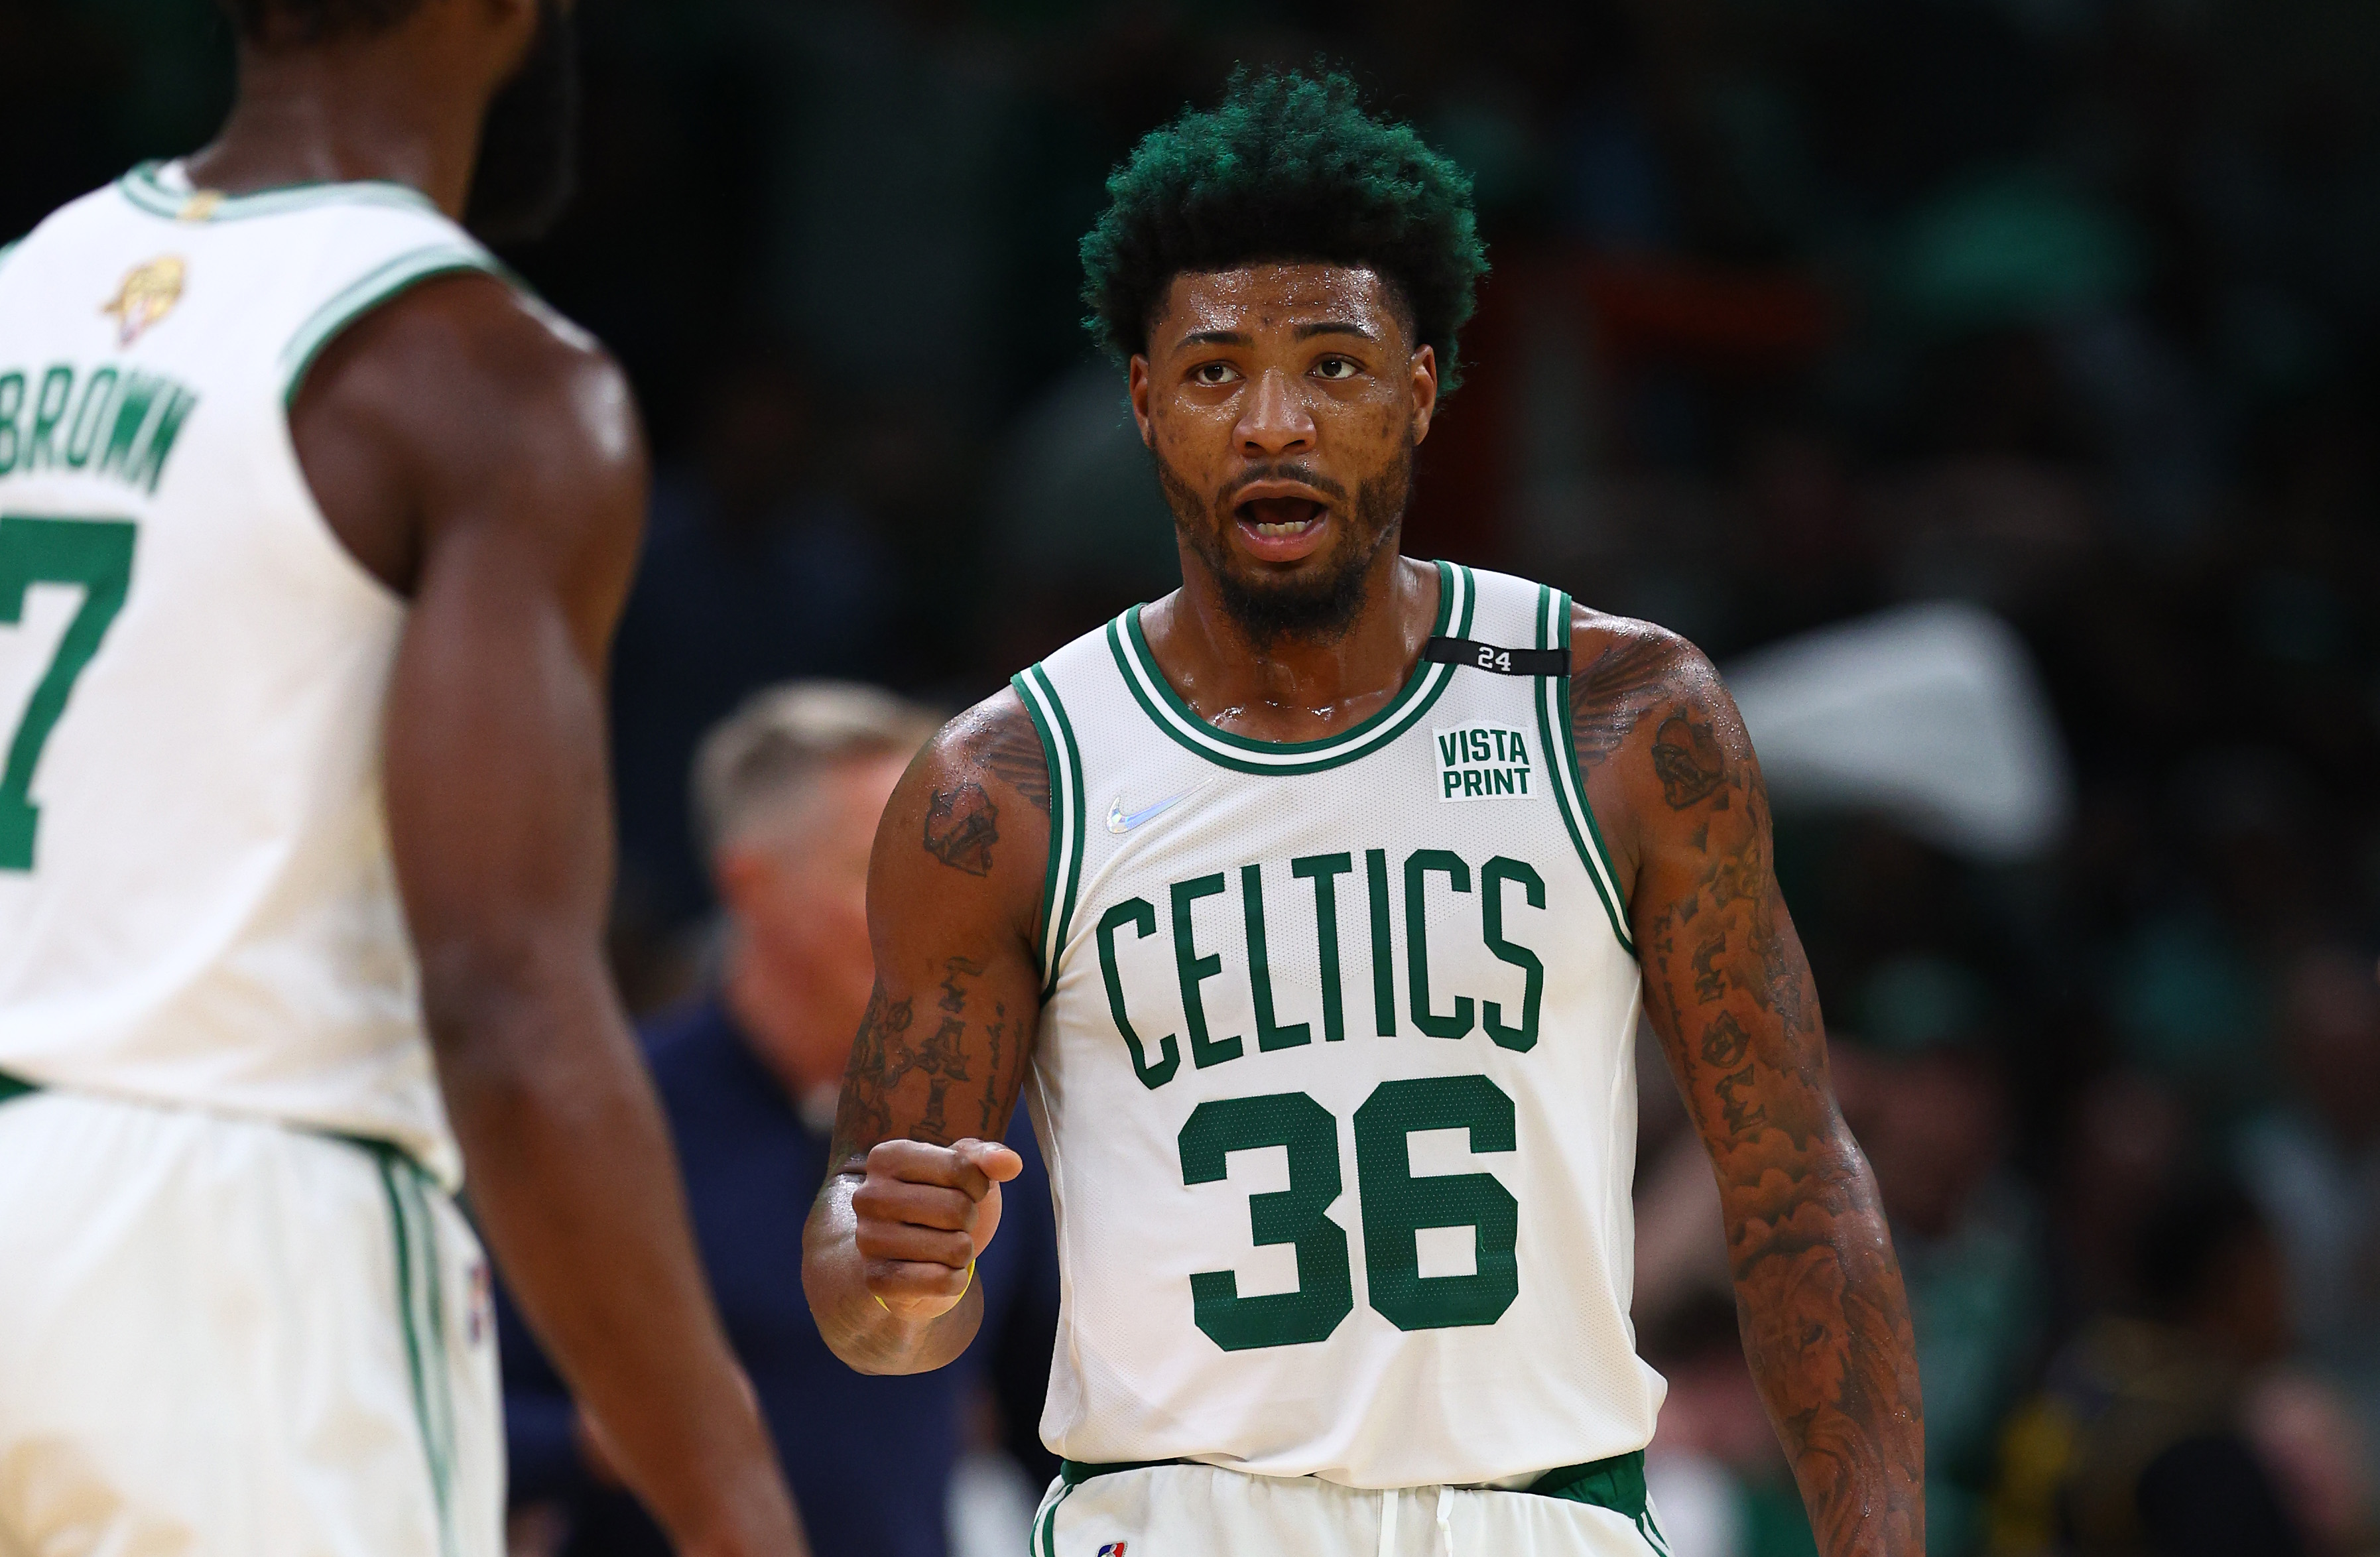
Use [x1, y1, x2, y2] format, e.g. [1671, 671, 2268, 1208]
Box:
[11, 3, 2378, 1554]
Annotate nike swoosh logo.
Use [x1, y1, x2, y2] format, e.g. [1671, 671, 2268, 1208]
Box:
[1107, 784, 1206, 834]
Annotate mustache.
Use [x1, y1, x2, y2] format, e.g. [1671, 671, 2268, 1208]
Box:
[1217, 462, 1349, 509]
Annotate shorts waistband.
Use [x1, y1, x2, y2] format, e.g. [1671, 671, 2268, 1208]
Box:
[1056, 1449, 1649, 1521]
[0, 1071, 429, 1178]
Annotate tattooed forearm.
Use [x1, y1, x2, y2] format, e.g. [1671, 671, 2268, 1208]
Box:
[833, 965, 952, 1155]
[831, 958, 1033, 1167]
[978, 1001, 1009, 1135]
[1620, 637, 1924, 1556]
[937, 958, 983, 1013]
[1725, 1141, 1920, 1556]
[833, 983, 914, 1164]
[897, 956, 991, 1141]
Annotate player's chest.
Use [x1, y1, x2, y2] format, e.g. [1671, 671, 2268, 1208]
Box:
[1052, 733, 1624, 1097]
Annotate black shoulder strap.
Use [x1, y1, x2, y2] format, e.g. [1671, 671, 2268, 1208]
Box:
[1422, 636, 1571, 677]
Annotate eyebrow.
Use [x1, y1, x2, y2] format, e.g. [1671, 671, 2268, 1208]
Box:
[1177, 329, 1253, 349]
[1295, 320, 1378, 342]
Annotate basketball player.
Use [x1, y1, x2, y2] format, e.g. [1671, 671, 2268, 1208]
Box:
[0, 2, 800, 1554]
[804, 70, 1924, 1556]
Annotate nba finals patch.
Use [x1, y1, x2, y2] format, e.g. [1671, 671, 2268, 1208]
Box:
[1096, 1544, 1127, 1556]
[1434, 721, 1537, 801]
[103, 257, 186, 346]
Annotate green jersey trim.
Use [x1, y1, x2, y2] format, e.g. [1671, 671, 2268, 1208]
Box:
[1536, 586, 1635, 957]
[0, 240, 20, 277]
[1107, 560, 1474, 777]
[279, 244, 507, 406]
[1055, 1452, 1666, 1540]
[0, 1067, 36, 1107]
[370, 1143, 460, 1557]
[1012, 665, 1088, 997]
[117, 160, 443, 223]
[1032, 1473, 1082, 1557]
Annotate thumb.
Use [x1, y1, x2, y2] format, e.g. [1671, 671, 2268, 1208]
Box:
[954, 1136, 1025, 1186]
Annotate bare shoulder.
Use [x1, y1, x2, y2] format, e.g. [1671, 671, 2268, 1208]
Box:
[1566, 603, 1743, 775]
[1563, 603, 1769, 894]
[292, 271, 647, 597]
[871, 685, 1051, 946]
[929, 686, 1051, 820]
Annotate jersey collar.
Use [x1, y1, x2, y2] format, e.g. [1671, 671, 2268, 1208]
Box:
[1107, 560, 1474, 777]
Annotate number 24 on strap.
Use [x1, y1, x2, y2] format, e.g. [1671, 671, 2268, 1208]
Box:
[0, 515, 137, 871]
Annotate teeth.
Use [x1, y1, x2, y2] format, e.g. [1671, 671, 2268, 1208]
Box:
[1252, 520, 1317, 537]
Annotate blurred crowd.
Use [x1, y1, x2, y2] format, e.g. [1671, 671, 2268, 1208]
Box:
[13, 1, 2379, 1553]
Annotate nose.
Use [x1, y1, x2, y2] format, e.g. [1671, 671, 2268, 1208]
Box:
[1235, 367, 1316, 460]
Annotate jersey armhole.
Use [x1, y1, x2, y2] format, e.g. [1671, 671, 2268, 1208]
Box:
[1011, 666, 1087, 997]
[1535, 586, 1637, 958]
[277, 243, 513, 408]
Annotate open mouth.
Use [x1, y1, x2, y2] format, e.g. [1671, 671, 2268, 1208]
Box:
[1237, 496, 1328, 538]
[1237, 502, 1332, 552]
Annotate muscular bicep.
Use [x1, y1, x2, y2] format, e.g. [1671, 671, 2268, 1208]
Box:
[383, 519, 617, 1000]
[1571, 619, 1846, 1241]
[342, 283, 647, 1011]
[1633, 745, 1840, 1191]
[830, 692, 1051, 1167]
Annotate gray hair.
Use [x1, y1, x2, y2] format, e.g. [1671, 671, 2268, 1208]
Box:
[692, 680, 943, 858]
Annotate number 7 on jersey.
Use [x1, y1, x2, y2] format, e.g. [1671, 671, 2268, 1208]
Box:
[0, 515, 138, 871]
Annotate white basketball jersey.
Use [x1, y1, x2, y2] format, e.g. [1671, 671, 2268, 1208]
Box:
[0, 160, 507, 1187]
[1015, 563, 1665, 1487]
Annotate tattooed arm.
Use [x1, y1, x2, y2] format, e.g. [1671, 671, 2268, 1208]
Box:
[801, 689, 1051, 1375]
[1571, 613, 1926, 1556]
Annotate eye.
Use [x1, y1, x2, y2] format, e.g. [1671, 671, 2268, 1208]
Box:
[1312, 355, 1361, 381]
[1191, 361, 1241, 386]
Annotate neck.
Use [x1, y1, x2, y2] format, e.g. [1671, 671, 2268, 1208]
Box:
[1144, 548, 1438, 743]
[183, 42, 484, 218]
[721, 934, 836, 1103]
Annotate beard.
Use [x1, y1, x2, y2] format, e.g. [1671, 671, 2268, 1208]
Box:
[464, 0, 580, 246]
[1159, 433, 1416, 647]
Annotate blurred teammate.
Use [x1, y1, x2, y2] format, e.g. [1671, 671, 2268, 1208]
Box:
[805, 70, 1925, 1556]
[0, 2, 800, 1554]
[503, 682, 1060, 1556]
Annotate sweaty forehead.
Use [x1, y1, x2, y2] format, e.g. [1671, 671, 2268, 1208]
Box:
[1152, 264, 1408, 349]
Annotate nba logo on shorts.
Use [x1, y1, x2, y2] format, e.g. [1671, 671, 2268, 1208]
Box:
[466, 1257, 493, 1345]
[1096, 1544, 1127, 1556]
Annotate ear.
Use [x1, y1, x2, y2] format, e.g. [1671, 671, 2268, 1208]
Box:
[1128, 355, 1155, 448]
[1408, 343, 1440, 447]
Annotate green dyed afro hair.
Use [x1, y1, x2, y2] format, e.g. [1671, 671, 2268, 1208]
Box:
[1081, 67, 1490, 392]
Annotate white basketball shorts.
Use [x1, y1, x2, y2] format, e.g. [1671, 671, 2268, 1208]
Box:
[0, 1084, 501, 1557]
[1029, 1457, 1673, 1557]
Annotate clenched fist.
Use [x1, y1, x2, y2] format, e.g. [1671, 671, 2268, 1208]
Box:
[851, 1137, 1023, 1322]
